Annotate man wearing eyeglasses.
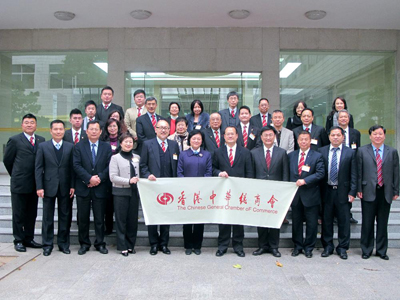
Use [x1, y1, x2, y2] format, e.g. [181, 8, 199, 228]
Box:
[140, 120, 180, 255]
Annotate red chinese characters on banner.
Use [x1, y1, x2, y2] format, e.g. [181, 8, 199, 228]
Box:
[178, 191, 186, 205]
[209, 190, 216, 204]
[268, 195, 278, 208]
[225, 189, 232, 205]
[239, 193, 247, 205]
[193, 192, 202, 204]
[254, 194, 261, 207]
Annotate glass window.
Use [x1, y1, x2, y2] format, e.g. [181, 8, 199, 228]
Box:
[280, 51, 396, 147]
[0, 51, 107, 161]
[125, 72, 262, 117]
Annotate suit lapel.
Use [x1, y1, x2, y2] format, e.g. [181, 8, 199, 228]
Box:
[208, 128, 218, 147]
[84, 140, 94, 167]
[366, 144, 376, 163]
[382, 145, 390, 164]
[151, 139, 161, 169]
[268, 147, 277, 173]
[233, 146, 242, 167]
[47, 141, 60, 166]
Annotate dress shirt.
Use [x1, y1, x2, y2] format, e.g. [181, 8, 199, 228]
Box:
[341, 126, 349, 147]
[372, 144, 385, 160]
[328, 144, 342, 185]
[52, 139, 63, 149]
[89, 140, 99, 155]
[297, 148, 310, 164]
[240, 122, 250, 135]
[72, 128, 82, 140]
[147, 112, 156, 122]
[226, 143, 237, 161]
[212, 128, 221, 139]
[229, 107, 237, 116]
[259, 112, 269, 124]
[157, 137, 168, 151]
[23, 132, 35, 143]
[102, 102, 110, 109]
[263, 145, 274, 157]
[302, 124, 313, 132]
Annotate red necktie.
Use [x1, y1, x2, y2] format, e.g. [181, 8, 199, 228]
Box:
[266, 149, 271, 170]
[161, 141, 166, 153]
[231, 110, 235, 118]
[151, 115, 156, 129]
[298, 152, 305, 175]
[137, 107, 141, 117]
[214, 130, 220, 148]
[229, 148, 234, 167]
[29, 136, 34, 146]
[74, 132, 79, 145]
[305, 127, 310, 132]
[89, 118, 93, 122]
[104, 104, 109, 110]
[376, 149, 384, 187]
[262, 115, 267, 127]
[243, 126, 248, 148]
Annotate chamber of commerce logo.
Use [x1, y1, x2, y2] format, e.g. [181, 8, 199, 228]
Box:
[157, 193, 174, 205]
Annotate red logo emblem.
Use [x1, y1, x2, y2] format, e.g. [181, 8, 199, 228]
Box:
[157, 193, 174, 205]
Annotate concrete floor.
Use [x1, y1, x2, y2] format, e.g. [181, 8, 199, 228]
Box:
[1, 243, 400, 299]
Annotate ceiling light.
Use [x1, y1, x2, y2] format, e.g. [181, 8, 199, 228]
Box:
[54, 11, 75, 21]
[228, 10, 250, 20]
[280, 63, 301, 78]
[305, 10, 327, 20]
[130, 10, 152, 20]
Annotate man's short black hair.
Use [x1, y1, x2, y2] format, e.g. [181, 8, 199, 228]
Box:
[101, 86, 114, 95]
[50, 119, 65, 129]
[69, 108, 82, 118]
[22, 113, 37, 122]
[259, 98, 270, 104]
[85, 100, 97, 109]
[301, 108, 314, 117]
[134, 89, 146, 98]
[369, 125, 386, 135]
[226, 91, 239, 100]
[239, 105, 251, 114]
[328, 126, 345, 136]
[260, 125, 277, 135]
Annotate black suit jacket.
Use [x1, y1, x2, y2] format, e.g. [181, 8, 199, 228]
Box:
[293, 124, 329, 151]
[288, 149, 325, 207]
[4, 133, 45, 194]
[73, 139, 112, 198]
[347, 127, 361, 151]
[236, 124, 262, 151]
[95, 102, 124, 123]
[140, 138, 180, 178]
[212, 145, 253, 178]
[202, 127, 225, 157]
[251, 146, 289, 181]
[35, 140, 75, 198]
[318, 145, 357, 203]
[136, 113, 164, 154]
[325, 114, 354, 131]
[63, 129, 87, 144]
[250, 113, 272, 129]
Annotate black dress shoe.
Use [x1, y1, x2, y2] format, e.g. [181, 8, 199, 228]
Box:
[252, 248, 268, 256]
[270, 249, 281, 257]
[14, 243, 26, 252]
[121, 251, 128, 257]
[339, 253, 348, 260]
[321, 249, 333, 257]
[43, 248, 52, 256]
[160, 246, 171, 255]
[377, 254, 389, 260]
[291, 249, 302, 257]
[185, 249, 192, 255]
[216, 250, 226, 257]
[128, 249, 136, 254]
[23, 240, 43, 248]
[193, 249, 201, 255]
[362, 253, 370, 259]
[235, 250, 245, 257]
[59, 248, 71, 254]
[150, 247, 158, 255]
[96, 246, 108, 254]
[305, 251, 313, 258]
[350, 217, 358, 224]
[78, 246, 89, 255]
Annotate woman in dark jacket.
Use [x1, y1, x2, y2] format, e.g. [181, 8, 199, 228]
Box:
[177, 129, 212, 255]
[286, 100, 307, 130]
[109, 133, 140, 256]
[185, 99, 210, 132]
[325, 97, 354, 131]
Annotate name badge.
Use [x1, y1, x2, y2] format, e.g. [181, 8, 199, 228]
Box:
[249, 133, 255, 140]
[311, 139, 318, 145]
[132, 157, 140, 163]
[173, 154, 178, 160]
[351, 143, 357, 149]
[111, 145, 117, 150]
[195, 125, 202, 130]
[302, 165, 310, 172]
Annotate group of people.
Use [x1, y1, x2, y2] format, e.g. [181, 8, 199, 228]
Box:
[4, 87, 398, 261]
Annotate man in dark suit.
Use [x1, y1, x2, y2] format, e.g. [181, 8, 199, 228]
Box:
[357, 125, 399, 260]
[35, 120, 75, 256]
[73, 120, 112, 255]
[251, 126, 289, 257]
[82, 100, 103, 130]
[219, 91, 240, 133]
[318, 126, 357, 260]
[136, 96, 164, 154]
[236, 106, 262, 151]
[338, 109, 361, 224]
[288, 130, 325, 258]
[140, 119, 180, 255]
[64, 108, 87, 144]
[250, 98, 272, 129]
[212, 126, 253, 257]
[202, 112, 225, 157]
[95, 86, 124, 123]
[3, 113, 45, 252]
[293, 108, 329, 151]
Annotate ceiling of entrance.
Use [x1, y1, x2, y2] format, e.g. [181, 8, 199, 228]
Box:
[1, 0, 400, 30]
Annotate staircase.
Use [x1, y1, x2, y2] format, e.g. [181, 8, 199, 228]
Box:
[1, 174, 400, 248]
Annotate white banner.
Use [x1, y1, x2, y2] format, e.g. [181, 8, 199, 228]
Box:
[137, 177, 298, 229]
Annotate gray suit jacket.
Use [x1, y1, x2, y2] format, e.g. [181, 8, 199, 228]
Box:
[357, 144, 399, 203]
[274, 127, 294, 154]
[219, 108, 240, 133]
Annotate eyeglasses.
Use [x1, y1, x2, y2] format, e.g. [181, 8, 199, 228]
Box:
[156, 126, 170, 131]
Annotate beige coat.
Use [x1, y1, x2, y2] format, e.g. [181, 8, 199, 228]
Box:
[124, 106, 148, 138]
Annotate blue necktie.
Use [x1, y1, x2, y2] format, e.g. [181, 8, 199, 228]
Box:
[91, 143, 96, 165]
[330, 148, 338, 184]
[55, 143, 60, 150]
